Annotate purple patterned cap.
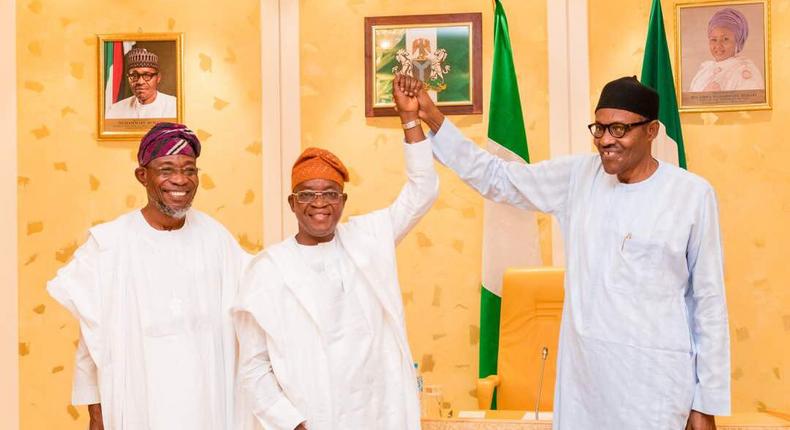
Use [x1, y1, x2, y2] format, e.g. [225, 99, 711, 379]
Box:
[708, 8, 749, 53]
[137, 122, 201, 166]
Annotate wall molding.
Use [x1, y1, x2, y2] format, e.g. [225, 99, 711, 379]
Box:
[547, 0, 591, 266]
[1, 1, 19, 428]
[261, 0, 301, 247]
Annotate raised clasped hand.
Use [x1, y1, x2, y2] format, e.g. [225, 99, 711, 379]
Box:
[393, 73, 422, 115]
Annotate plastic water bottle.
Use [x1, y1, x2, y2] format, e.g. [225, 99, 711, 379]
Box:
[414, 362, 424, 393]
[415, 362, 427, 417]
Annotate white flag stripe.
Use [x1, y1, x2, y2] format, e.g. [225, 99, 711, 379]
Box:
[482, 139, 543, 296]
[405, 28, 437, 84]
[404, 28, 439, 102]
[104, 64, 114, 114]
[652, 121, 679, 166]
[405, 28, 437, 58]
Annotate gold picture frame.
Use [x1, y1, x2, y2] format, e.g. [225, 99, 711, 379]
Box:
[675, 0, 771, 112]
[97, 33, 184, 140]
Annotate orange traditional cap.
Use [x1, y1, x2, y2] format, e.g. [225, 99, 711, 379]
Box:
[291, 147, 349, 190]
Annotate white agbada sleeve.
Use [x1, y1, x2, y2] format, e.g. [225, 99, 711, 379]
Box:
[235, 310, 306, 430]
[388, 139, 440, 243]
[687, 188, 731, 415]
[430, 118, 577, 215]
[47, 236, 102, 406]
[72, 333, 100, 404]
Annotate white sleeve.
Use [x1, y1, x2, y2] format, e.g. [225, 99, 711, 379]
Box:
[47, 235, 102, 329]
[234, 311, 306, 430]
[72, 331, 100, 405]
[687, 188, 730, 416]
[47, 236, 104, 405]
[431, 118, 577, 215]
[386, 139, 440, 244]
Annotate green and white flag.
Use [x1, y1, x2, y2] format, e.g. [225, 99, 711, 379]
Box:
[479, 0, 542, 408]
[373, 25, 472, 106]
[641, 0, 687, 169]
[103, 41, 135, 114]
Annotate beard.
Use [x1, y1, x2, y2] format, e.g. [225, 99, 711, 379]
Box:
[151, 194, 191, 219]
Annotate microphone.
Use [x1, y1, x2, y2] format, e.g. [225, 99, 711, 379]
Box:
[534, 346, 549, 420]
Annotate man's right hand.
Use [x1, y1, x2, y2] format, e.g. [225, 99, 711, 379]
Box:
[88, 403, 104, 430]
[393, 74, 445, 131]
[392, 75, 444, 133]
[295, 423, 308, 430]
[393, 73, 420, 116]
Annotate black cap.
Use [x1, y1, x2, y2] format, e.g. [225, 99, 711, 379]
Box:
[595, 76, 659, 120]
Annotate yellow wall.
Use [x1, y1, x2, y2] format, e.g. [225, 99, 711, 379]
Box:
[17, 0, 787, 424]
[589, 0, 790, 414]
[16, 1, 262, 428]
[299, 0, 549, 412]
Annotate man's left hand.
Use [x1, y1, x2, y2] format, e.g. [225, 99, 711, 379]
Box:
[686, 410, 716, 430]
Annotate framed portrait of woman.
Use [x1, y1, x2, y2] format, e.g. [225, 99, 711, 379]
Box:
[676, 0, 770, 112]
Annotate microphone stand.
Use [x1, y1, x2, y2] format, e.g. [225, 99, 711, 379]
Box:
[534, 346, 548, 420]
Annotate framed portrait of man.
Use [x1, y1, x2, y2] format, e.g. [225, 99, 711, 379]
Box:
[97, 33, 184, 139]
[676, 0, 771, 112]
[364, 13, 482, 117]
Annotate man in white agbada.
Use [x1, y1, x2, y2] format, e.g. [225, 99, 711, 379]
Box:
[48, 123, 249, 429]
[689, 8, 764, 92]
[106, 47, 177, 119]
[233, 74, 438, 430]
[399, 75, 730, 430]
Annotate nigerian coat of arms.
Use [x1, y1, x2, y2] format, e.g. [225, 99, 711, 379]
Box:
[392, 38, 452, 92]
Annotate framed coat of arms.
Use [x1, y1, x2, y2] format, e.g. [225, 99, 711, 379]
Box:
[364, 13, 483, 117]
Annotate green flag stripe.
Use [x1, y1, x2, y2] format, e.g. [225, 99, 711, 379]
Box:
[489, 0, 529, 163]
[641, 0, 687, 169]
[479, 285, 501, 409]
[478, 1, 531, 410]
[437, 26, 471, 103]
[479, 285, 502, 379]
[374, 31, 406, 105]
[103, 42, 114, 85]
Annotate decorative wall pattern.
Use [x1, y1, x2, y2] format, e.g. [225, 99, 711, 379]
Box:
[17, 1, 262, 428]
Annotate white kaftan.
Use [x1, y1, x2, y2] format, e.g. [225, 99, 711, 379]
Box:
[106, 91, 177, 119]
[48, 209, 250, 430]
[432, 119, 730, 430]
[233, 139, 439, 430]
[689, 55, 764, 92]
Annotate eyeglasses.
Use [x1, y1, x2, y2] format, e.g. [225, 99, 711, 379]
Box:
[291, 190, 344, 204]
[151, 167, 200, 179]
[587, 119, 652, 138]
[127, 72, 159, 82]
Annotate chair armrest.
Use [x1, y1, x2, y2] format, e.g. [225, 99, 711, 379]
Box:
[476, 375, 501, 410]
